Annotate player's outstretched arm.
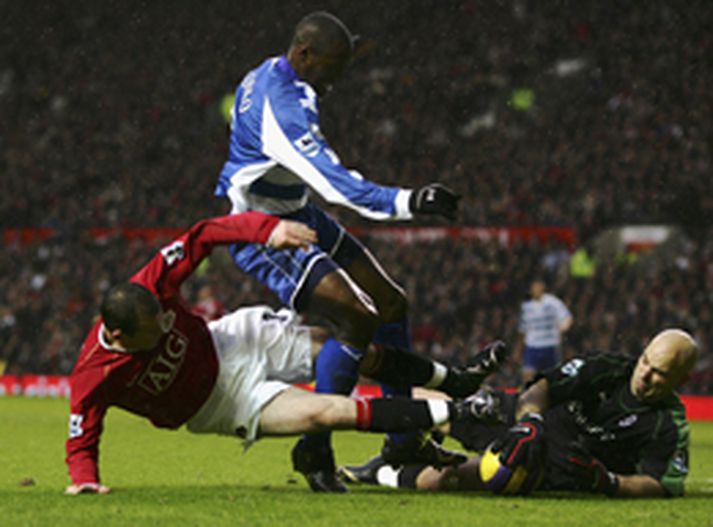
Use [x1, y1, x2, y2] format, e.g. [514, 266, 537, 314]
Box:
[64, 483, 111, 495]
[615, 474, 665, 497]
[565, 444, 665, 497]
[266, 220, 317, 250]
[515, 378, 550, 419]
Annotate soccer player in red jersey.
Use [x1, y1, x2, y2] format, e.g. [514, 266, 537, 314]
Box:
[65, 212, 487, 495]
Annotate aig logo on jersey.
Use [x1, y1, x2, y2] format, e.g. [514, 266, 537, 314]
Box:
[137, 328, 189, 395]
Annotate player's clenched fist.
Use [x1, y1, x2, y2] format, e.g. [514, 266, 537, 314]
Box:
[489, 412, 545, 472]
[409, 183, 461, 221]
[267, 220, 318, 250]
[64, 483, 111, 495]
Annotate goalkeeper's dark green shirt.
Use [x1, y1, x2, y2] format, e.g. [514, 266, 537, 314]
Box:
[541, 352, 689, 496]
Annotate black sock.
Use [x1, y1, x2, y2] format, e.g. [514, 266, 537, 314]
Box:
[398, 464, 428, 489]
[439, 369, 484, 398]
[362, 346, 444, 387]
[374, 463, 428, 489]
[356, 397, 452, 432]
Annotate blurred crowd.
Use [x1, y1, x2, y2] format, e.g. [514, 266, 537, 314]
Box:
[1, 1, 711, 391]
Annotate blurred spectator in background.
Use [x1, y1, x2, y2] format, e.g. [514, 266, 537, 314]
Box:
[192, 284, 226, 323]
[1, 0, 712, 393]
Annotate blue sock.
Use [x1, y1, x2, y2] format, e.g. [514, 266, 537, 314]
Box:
[299, 338, 363, 451]
[373, 320, 413, 352]
[373, 320, 416, 445]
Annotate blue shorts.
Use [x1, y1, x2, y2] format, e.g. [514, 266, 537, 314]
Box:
[523, 345, 559, 372]
[230, 204, 365, 311]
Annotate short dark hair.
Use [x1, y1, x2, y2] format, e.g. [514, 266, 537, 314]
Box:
[292, 11, 354, 55]
[530, 275, 548, 287]
[100, 283, 160, 336]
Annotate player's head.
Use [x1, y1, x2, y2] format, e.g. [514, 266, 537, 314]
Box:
[530, 278, 547, 300]
[630, 329, 698, 403]
[287, 11, 355, 95]
[100, 283, 168, 352]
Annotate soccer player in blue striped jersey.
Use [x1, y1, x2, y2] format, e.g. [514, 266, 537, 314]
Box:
[215, 12, 502, 492]
[514, 278, 573, 384]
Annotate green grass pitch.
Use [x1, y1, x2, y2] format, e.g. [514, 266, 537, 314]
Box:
[2, 398, 713, 527]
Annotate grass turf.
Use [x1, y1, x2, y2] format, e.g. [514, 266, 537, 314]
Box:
[1, 398, 713, 527]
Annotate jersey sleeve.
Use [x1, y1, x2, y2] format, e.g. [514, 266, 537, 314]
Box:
[541, 353, 632, 406]
[65, 376, 108, 485]
[554, 297, 573, 323]
[260, 84, 412, 221]
[131, 212, 279, 298]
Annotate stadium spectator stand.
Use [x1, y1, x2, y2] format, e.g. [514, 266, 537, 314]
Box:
[1, 1, 711, 391]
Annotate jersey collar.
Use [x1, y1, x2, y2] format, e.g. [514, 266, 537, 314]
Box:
[276, 55, 298, 82]
[618, 383, 675, 411]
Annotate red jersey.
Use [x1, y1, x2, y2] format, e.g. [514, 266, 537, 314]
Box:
[65, 212, 279, 485]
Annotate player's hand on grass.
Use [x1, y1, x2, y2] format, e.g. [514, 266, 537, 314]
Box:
[409, 183, 461, 221]
[267, 220, 317, 250]
[64, 483, 111, 495]
[565, 443, 619, 495]
[490, 412, 545, 472]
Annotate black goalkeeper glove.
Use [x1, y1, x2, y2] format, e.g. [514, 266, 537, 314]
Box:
[409, 183, 461, 221]
[490, 412, 545, 472]
[565, 443, 619, 496]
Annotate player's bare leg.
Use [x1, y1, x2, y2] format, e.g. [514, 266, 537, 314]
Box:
[259, 387, 482, 437]
[306, 270, 380, 350]
[341, 248, 408, 324]
[259, 388, 358, 435]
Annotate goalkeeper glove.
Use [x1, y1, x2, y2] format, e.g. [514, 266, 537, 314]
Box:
[565, 443, 619, 496]
[409, 183, 461, 221]
[490, 412, 545, 471]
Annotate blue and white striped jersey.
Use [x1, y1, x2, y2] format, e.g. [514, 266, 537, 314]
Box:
[215, 55, 413, 220]
[518, 293, 572, 348]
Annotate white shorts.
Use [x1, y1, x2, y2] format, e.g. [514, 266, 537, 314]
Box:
[186, 306, 313, 442]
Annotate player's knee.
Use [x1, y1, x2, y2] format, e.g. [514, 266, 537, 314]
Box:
[337, 298, 380, 347]
[309, 326, 331, 350]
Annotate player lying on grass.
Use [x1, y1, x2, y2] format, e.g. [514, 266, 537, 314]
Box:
[341, 329, 697, 498]
[64, 211, 499, 495]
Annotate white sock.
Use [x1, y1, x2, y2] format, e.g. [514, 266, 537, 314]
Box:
[423, 362, 448, 388]
[426, 399, 450, 425]
[375, 465, 400, 488]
